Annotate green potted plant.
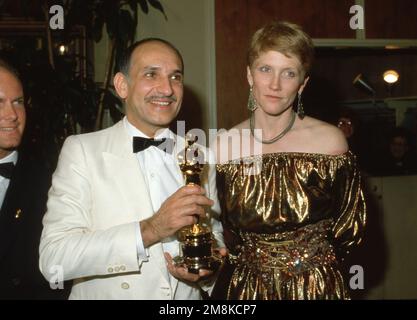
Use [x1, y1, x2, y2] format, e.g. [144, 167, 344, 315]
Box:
[0, 0, 166, 169]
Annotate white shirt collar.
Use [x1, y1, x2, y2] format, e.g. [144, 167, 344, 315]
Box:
[0, 151, 18, 165]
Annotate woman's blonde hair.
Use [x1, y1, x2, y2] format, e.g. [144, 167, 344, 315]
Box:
[247, 21, 314, 76]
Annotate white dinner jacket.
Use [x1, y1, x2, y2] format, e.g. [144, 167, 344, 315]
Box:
[39, 120, 224, 300]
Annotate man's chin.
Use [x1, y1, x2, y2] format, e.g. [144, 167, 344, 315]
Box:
[0, 140, 21, 152]
[0, 146, 19, 159]
[154, 116, 178, 128]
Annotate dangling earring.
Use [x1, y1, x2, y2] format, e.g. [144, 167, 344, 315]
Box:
[297, 92, 305, 119]
[247, 87, 257, 112]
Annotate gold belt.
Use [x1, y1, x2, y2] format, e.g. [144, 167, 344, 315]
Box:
[228, 219, 337, 275]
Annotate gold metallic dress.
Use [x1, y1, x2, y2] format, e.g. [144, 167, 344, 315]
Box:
[212, 152, 366, 300]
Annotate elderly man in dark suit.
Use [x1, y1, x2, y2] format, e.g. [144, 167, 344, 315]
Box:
[0, 59, 68, 299]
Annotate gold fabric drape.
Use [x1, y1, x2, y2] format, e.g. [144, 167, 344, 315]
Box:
[213, 152, 366, 300]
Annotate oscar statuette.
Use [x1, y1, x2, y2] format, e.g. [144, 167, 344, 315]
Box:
[175, 135, 221, 274]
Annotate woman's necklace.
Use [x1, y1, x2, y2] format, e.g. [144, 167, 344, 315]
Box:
[250, 110, 296, 144]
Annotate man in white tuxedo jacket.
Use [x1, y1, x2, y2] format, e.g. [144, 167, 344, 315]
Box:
[39, 38, 224, 300]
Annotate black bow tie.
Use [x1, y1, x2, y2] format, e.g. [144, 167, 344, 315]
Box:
[0, 162, 15, 179]
[133, 136, 174, 154]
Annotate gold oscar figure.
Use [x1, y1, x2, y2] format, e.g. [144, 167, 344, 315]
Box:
[175, 135, 221, 274]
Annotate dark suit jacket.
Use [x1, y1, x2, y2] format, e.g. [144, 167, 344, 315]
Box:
[0, 154, 70, 299]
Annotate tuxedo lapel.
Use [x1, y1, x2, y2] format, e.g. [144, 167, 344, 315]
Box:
[102, 128, 154, 221]
[102, 121, 171, 284]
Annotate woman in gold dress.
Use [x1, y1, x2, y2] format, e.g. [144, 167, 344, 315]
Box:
[212, 21, 366, 300]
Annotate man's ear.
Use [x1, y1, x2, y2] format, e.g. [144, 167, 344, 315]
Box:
[114, 72, 129, 99]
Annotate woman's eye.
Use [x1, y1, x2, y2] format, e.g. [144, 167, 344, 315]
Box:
[282, 70, 297, 78]
[259, 66, 271, 73]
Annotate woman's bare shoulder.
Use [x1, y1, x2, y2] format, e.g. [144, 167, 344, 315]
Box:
[297, 117, 348, 155]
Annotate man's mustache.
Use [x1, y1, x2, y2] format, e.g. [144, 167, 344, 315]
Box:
[145, 96, 177, 103]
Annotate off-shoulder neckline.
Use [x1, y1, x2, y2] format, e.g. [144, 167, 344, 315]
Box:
[217, 150, 353, 165]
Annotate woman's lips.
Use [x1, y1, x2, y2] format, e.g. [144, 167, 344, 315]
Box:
[265, 95, 283, 100]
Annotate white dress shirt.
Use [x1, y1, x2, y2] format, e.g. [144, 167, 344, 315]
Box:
[0, 151, 18, 211]
[124, 117, 192, 285]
